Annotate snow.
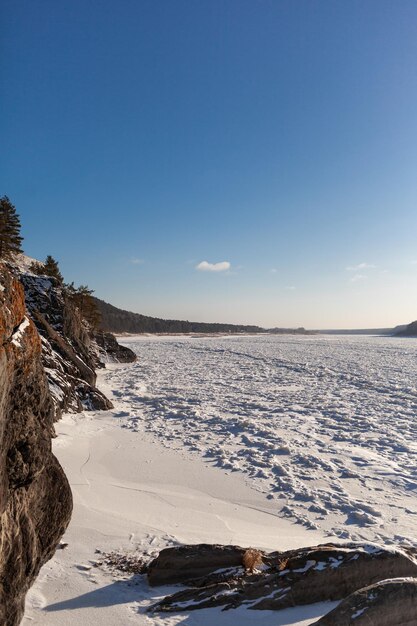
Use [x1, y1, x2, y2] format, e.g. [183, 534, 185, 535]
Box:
[11, 316, 30, 346]
[23, 332, 417, 625]
[101, 334, 417, 549]
[293, 560, 317, 573]
[11, 252, 43, 273]
[24, 407, 333, 625]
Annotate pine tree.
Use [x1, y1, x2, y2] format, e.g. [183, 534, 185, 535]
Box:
[43, 255, 64, 284]
[0, 196, 23, 259]
[30, 255, 64, 284]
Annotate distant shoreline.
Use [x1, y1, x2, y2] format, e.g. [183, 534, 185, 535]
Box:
[106, 325, 416, 338]
[115, 331, 316, 338]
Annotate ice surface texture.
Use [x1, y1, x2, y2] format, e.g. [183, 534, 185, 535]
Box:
[103, 334, 417, 547]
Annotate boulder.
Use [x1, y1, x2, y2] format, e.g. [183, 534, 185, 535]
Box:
[313, 577, 417, 625]
[148, 543, 247, 586]
[94, 331, 137, 363]
[149, 542, 417, 613]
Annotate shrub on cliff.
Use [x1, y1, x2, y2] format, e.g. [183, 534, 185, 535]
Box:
[0, 196, 23, 259]
[66, 283, 101, 330]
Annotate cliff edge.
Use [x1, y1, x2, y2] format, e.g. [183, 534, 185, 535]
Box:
[10, 256, 136, 419]
[0, 264, 73, 625]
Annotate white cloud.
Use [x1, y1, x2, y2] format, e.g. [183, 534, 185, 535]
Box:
[270, 268, 278, 274]
[350, 274, 366, 282]
[195, 261, 231, 272]
[130, 257, 144, 265]
[346, 262, 376, 271]
[286, 285, 296, 290]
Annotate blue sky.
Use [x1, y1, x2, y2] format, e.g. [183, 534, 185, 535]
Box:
[2, 0, 417, 328]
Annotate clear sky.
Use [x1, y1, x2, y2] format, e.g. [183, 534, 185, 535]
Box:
[2, 0, 417, 329]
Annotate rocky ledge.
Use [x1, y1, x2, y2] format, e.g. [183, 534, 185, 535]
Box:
[9, 257, 136, 419]
[94, 330, 137, 364]
[0, 265, 73, 625]
[147, 542, 417, 622]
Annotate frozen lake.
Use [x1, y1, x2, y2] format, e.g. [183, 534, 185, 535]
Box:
[102, 334, 417, 547]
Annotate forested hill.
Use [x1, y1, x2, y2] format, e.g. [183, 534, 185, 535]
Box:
[93, 297, 263, 334]
[394, 321, 417, 337]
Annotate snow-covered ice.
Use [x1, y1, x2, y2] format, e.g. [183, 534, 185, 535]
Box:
[24, 332, 417, 626]
[24, 407, 332, 625]
[104, 333, 417, 548]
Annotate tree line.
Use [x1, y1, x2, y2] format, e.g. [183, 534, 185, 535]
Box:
[94, 297, 263, 334]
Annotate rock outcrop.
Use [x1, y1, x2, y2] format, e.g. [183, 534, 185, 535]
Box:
[93, 330, 136, 364]
[8, 255, 137, 421]
[148, 542, 417, 614]
[17, 270, 113, 418]
[313, 577, 417, 625]
[148, 544, 247, 586]
[0, 265, 72, 625]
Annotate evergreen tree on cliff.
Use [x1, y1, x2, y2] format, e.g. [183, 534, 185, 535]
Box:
[0, 196, 23, 260]
[30, 255, 64, 285]
[43, 255, 64, 284]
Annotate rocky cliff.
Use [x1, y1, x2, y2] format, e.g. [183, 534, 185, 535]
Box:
[10, 257, 136, 419]
[0, 264, 73, 625]
[0, 258, 136, 624]
[18, 271, 113, 418]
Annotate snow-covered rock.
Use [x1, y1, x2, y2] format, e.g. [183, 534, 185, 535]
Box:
[7, 256, 134, 419]
[149, 542, 417, 613]
[313, 577, 417, 625]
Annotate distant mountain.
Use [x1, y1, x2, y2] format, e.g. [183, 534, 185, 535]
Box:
[318, 328, 395, 335]
[94, 297, 263, 334]
[394, 321, 417, 337]
[93, 297, 313, 335]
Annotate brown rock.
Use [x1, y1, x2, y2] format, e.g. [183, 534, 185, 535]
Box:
[313, 577, 417, 625]
[149, 542, 417, 613]
[147, 543, 247, 586]
[0, 266, 72, 625]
